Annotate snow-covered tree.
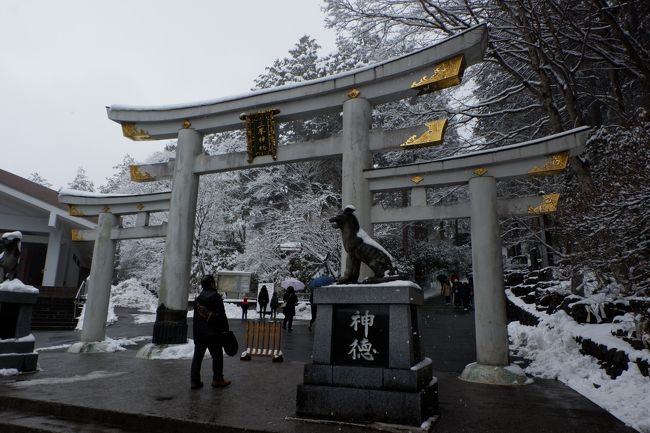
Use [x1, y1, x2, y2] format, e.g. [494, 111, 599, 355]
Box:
[27, 172, 52, 189]
[67, 167, 95, 192]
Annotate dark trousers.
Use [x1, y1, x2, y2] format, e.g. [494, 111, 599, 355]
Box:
[270, 308, 277, 319]
[191, 339, 224, 384]
[283, 315, 294, 330]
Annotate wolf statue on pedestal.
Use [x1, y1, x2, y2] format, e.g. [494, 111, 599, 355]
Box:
[0, 231, 22, 282]
[329, 205, 397, 284]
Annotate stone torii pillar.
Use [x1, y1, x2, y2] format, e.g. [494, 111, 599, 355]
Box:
[79, 212, 118, 343]
[154, 128, 203, 345]
[341, 95, 373, 281]
[459, 175, 515, 381]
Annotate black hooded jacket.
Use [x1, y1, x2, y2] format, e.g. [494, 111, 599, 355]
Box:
[193, 288, 229, 343]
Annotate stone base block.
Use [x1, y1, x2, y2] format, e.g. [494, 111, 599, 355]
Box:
[0, 340, 35, 354]
[67, 342, 105, 353]
[0, 352, 38, 372]
[136, 343, 190, 360]
[296, 377, 438, 427]
[152, 320, 187, 344]
[459, 362, 531, 385]
[304, 360, 433, 392]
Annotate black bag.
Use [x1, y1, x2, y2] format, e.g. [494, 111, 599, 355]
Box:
[223, 331, 238, 357]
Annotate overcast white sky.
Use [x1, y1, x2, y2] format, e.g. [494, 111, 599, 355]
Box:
[0, 0, 337, 190]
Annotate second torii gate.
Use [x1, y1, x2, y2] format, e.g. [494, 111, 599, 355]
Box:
[365, 127, 589, 383]
[59, 191, 170, 352]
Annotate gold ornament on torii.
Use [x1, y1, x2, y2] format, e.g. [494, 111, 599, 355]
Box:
[400, 119, 449, 149]
[528, 193, 560, 214]
[528, 152, 570, 176]
[130, 165, 156, 182]
[411, 55, 466, 95]
[121, 122, 152, 141]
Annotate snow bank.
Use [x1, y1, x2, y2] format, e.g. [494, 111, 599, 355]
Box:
[0, 279, 38, 294]
[76, 279, 157, 329]
[508, 290, 650, 432]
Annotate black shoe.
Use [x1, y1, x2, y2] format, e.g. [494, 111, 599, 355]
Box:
[191, 382, 203, 390]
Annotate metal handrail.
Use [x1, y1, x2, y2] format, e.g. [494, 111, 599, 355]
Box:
[74, 279, 88, 318]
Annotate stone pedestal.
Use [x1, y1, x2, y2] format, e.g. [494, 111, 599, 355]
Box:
[0, 286, 39, 372]
[297, 282, 438, 427]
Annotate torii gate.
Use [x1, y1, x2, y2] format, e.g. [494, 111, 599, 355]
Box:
[106, 25, 488, 347]
[366, 127, 589, 383]
[58, 191, 170, 352]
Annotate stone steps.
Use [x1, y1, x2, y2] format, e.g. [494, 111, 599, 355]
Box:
[32, 297, 80, 330]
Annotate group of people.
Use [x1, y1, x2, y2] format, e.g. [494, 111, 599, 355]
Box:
[239, 285, 281, 320]
[239, 285, 286, 320]
[438, 273, 474, 311]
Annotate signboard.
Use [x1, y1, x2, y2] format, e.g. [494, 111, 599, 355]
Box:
[241, 109, 280, 163]
[217, 271, 251, 297]
[332, 305, 389, 367]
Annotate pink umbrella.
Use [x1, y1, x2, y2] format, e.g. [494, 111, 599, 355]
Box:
[281, 277, 305, 291]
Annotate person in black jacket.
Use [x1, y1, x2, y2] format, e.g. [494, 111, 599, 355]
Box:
[258, 285, 269, 318]
[191, 274, 231, 389]
[282, 286, 298, 332]
[270, 292, 279, 319]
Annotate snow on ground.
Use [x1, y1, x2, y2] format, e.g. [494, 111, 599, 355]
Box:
[8, 371, 127, 388]
[0, 368, 19, 377]
[76, 279, 158, 329]
[508, 288, 650, 433]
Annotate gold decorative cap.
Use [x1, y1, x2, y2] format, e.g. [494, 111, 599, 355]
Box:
[347, 88, 361, 98]
[68, 205, 84, 217]
[121, 122, 152, 141]
[411, 175, 424, 184]
[401, 119, 448, 149]
[411, 54, 466, 95]
[129, 165, 156, 182]
[529, 152, 570, 176]
[473, 167, 488, 176]
[528, 193, 560, 214]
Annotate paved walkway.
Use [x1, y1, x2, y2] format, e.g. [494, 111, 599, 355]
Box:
[0, 298, 636, 433]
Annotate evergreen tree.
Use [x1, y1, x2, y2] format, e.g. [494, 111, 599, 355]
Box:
[67, 167, 95, 192]
[27, 172, 52, 189]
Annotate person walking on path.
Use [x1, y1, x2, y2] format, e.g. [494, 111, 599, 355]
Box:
[459, 280, 472, 311]
[270, 292, 279, 319]
[282, 286, 298, 332]
[258, 285, 269, 318]
[191, 274, 231, 390]
[241, 296, 250, 320]
[438, 274, 452, 305]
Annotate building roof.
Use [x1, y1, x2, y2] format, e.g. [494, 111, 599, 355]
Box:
[0, 168, 95, 229]
[0, 168, 65, 210]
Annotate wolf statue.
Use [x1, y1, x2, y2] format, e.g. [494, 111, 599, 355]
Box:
[0, 231, 22, 282]
[329, 205, 397, 284]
